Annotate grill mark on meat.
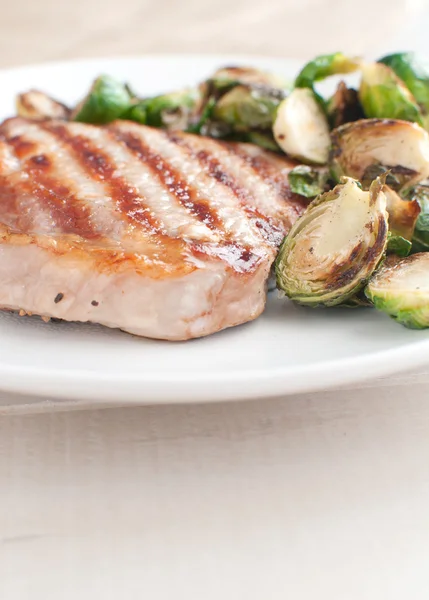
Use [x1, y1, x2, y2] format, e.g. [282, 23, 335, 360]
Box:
[167, 131, 294, 223]
[167, 132, 251, 204]
[7, 135, 37, 157]
[41, 122, 253, 272]
[226, 143, 308, 214]
[5, 133, 98, 238]
[166, 133, 286, 246]
[107, 124, 265, 272]
[0, 122, 137, 240]
[108, 127, 223, 231]
[42, 122, 165, 236]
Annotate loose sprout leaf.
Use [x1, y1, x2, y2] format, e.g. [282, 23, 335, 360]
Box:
[295, 53, 361, 90]
[243, 131, 279, 151]
[73, 75, 133, 124]
[365, 253, 429, 329]
[383, 185, 420, 241]
[404, 184, 429, 251]
[275, 177, 389, 306]
[288, 165, 328, 198]
[386, 233, 412, 257]
[359, 63, 423, 124]
[326, 81, 364, 129]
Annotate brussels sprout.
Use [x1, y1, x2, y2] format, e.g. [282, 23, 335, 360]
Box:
[330, 118, 429, 187]
[365, 253, 429, 328]
[72, 75, 133, 124]
[275, 177, 389, 306]
[16, 90, 71, 120]
[295, 53, 361, 90]
[288, 165, 329, 198]
[326, 81, 364, 128]
[359, 63, 423, 124]
[273, 88, 330, 164]
[378, 52, 429, 126]
[212, 84, 285, 132]
[209, 66, 288, 91]
[126, 89, 198, 130]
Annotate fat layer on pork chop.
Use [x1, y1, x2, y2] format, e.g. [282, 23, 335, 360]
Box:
[0, 117, 306, 340]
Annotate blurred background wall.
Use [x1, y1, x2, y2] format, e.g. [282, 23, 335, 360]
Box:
[0, 0, 427, 67]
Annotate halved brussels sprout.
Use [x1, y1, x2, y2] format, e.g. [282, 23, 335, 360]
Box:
[275, 177, 389, 306]
[16, 90, 71, 120]
[365, 253, 429, 328]
[378, 52, 429, 126]
[72, 75, 133, 124]
[330, 118, 429, 187]
[273, 88, 330, 164]
[288, 165, 329, 198]
[326, 81, 364, 128]
[294, 52, 361, 90]
[359, 63, 422, 124]
[212, 84, 285, 132]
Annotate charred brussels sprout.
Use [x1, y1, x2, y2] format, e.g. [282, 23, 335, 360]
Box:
[16, 90, 71, 120]
[383, 185, 420, 243]
[378, 52, 429, 127]
[295, 53, 361, 90]
[365, 253, 429, 328]
[73, 75, 133, 124]
[359, 63, 422, 124]
[275, 177, 389, 306]
[326, 81, 364, 128]
[288, 165, 329, 198]
[330, 118, 429, 187]
[191, 66, 288, 138]
[273, 88, 330, 164]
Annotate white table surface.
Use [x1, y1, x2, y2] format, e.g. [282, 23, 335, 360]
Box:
[2, 1, 429, 598]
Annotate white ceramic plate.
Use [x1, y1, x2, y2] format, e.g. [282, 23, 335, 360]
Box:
[0, 54, 429, 404]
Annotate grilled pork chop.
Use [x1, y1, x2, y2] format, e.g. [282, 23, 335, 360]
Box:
[0, 117, 306, 340]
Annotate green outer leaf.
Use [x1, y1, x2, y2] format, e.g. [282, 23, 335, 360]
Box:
[365, 289, 429, 329]
[386, 234, 412, 257]
[73, 75, 133, 124]
[365, 254, 429, 329]
[359, 63, 423, 124]
[288, 165, 328, 198]
[403, 185, 429, 251]
[379, 52, 429, 114]
[295, 53, 361, 89]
